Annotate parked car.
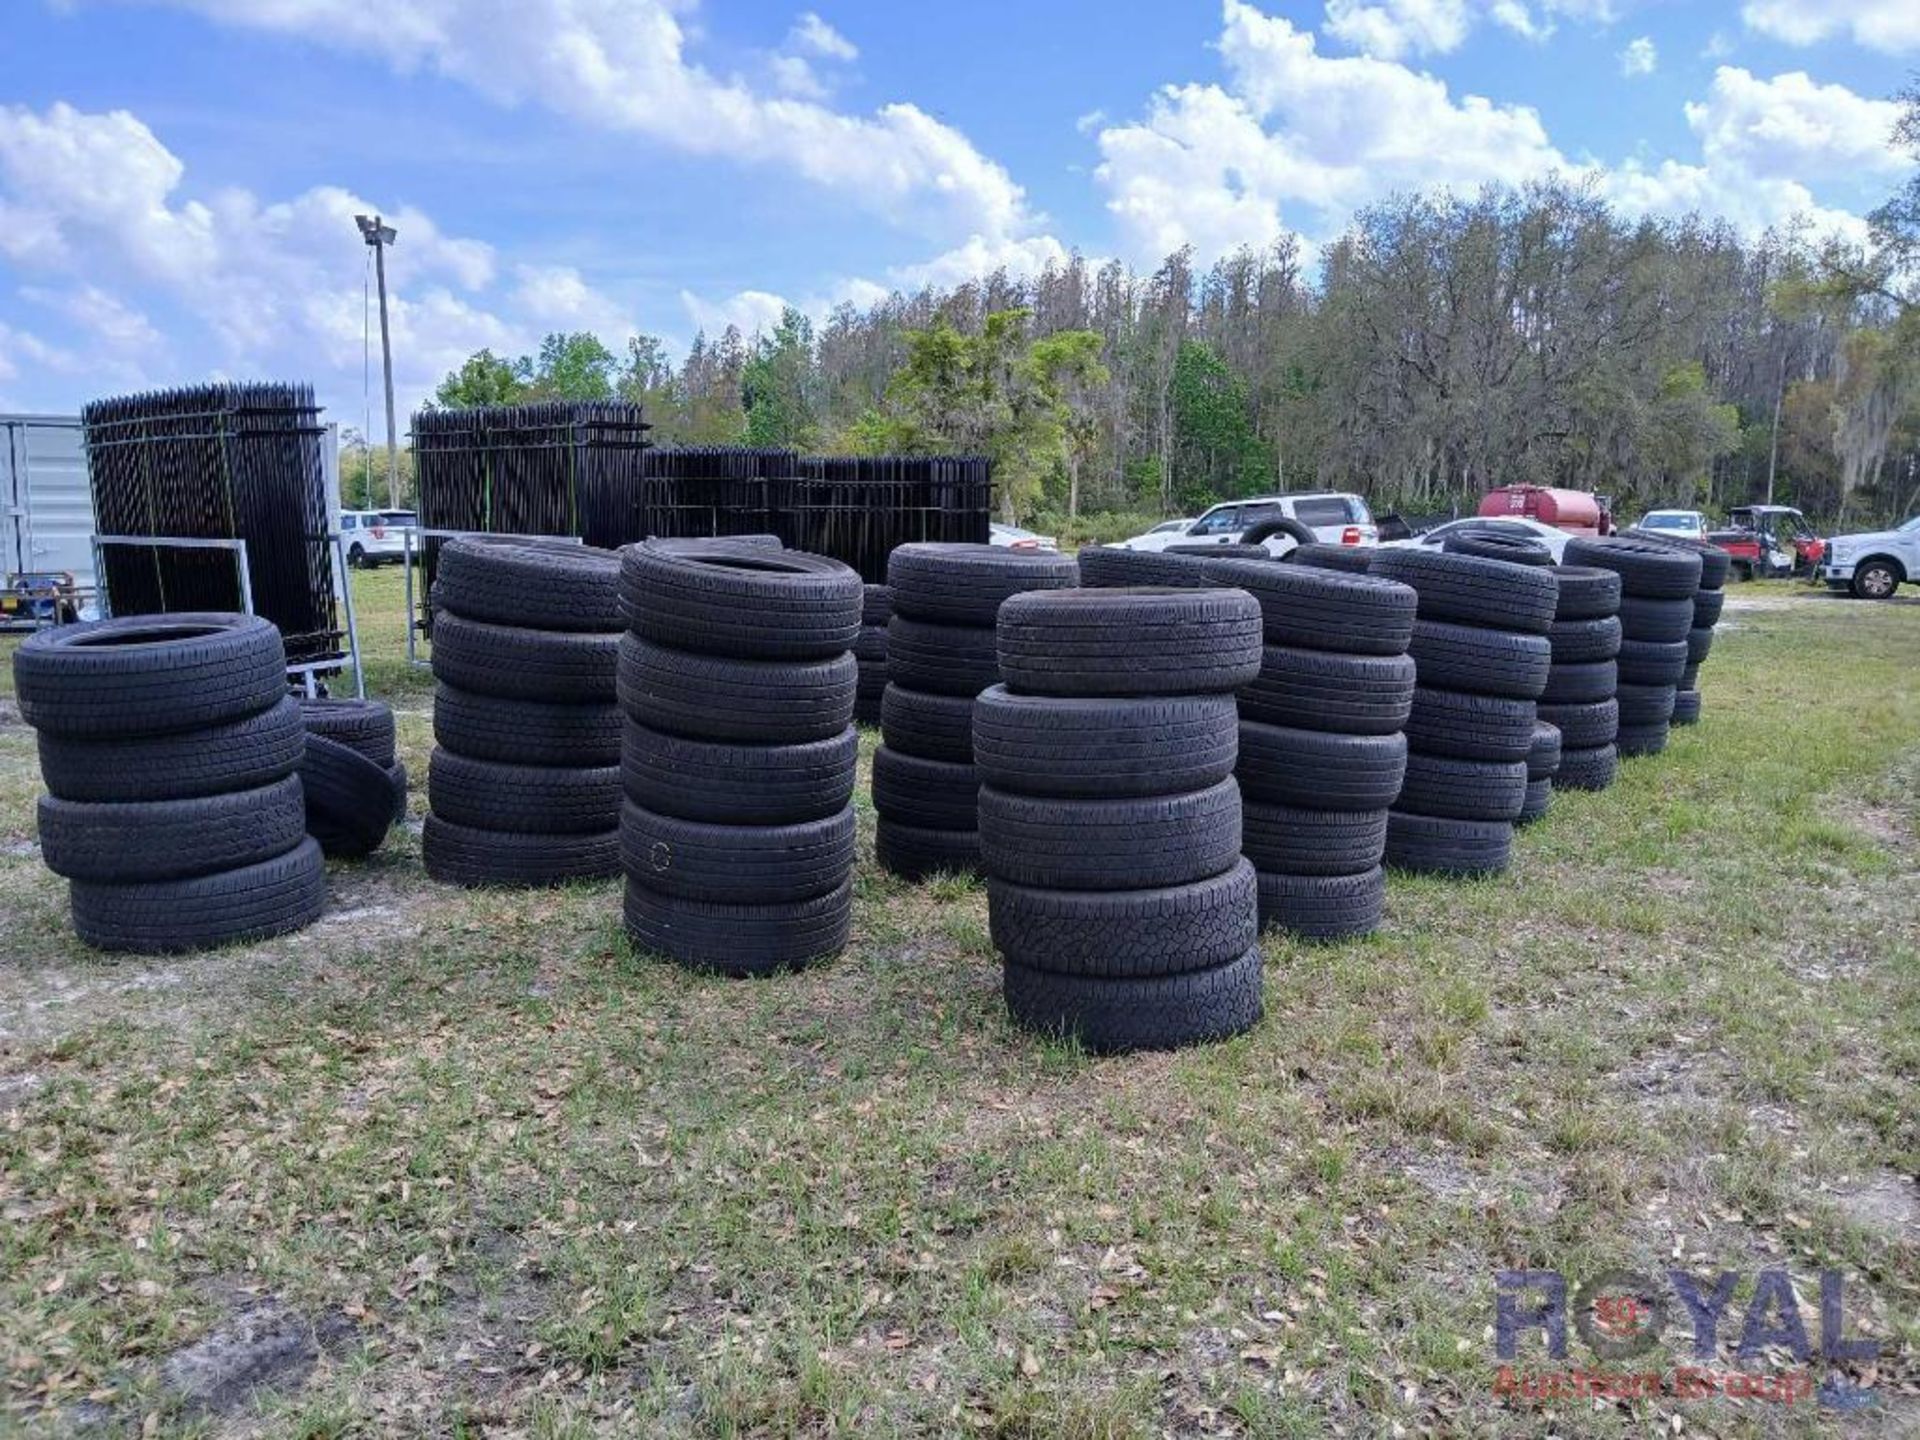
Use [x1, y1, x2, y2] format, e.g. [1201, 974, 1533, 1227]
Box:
[1144, 518, 1193, 539]
[1636, 509, 1709, 542]
[1117, 492, 1376, 554]
[341, 509, 416, 568]
[990, 522, 1059, 553]
[1818, 513, 1920, 599]
[1708, 505, 1823, 579]
[1379, 515, 1573, 561]
[1477, 484, 1613, 535]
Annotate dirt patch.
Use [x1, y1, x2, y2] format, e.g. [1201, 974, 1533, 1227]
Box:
[1831, 1173, 1920, 1237]
[158, 1299, 356, 1414]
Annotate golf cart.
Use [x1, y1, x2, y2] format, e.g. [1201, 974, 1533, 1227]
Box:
[1709, 506, 1824, 579]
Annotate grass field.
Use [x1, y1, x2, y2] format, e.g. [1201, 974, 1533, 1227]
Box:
[0, 571, 1915, 1437]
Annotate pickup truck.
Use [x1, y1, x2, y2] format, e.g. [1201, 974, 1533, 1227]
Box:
[1818, 514, 1920, 599]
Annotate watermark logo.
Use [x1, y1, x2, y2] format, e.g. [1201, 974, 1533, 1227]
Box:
[1493, 1268, 1880, 1411]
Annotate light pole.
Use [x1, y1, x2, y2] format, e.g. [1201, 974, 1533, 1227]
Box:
[355, 213, 401, 510]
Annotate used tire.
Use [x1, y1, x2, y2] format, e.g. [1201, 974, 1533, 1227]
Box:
[972, 687, 1237, 799]
[1547, 614, 1622, 664]
[1002, 945, 1263, 1053]
[1528, 721, 1562, 781]
[886, 615, 1001, 697]
[38, 775, 306, 883]
[35, 694, 304, 803]
[435, 537, 622, 632]
[1293, 545, 1373, 573]
[428, 748, 620, 835]
[1166, 542, 1270, 560]
[15, 613, 287, 740]
[1616, 638, 1688, 687]
[978, 778, 1241, 891]
[1407, 621, 1550, 700]
[886, 543, 1078, 625]
[299, 697, 397, 768]
[1369, 549, 1558, 635]
[1551, 565, 1624, 621]
[621, 543, 862, 660]
[1239, 646, 1417, 735]
[620, 802, 853, 904]
[1443, 531, 1554, 567]
[988, 860, 1257, 977]
[996, 589, 1263, 697]
[1394, 752, 1529, 822]
[875, 819, 981, 880]
[621, 721, 855, 825]
[1241, 803, 1387, 876]
[1687, 626, 1714, 667]
[1623, 529, 1732, 589]
[1199, 560, 1417, 656]
[1539, 659, 1617, 705]
[617, 635, 855, 743]
[1555, 743, 1619, 791]
[422, 815, 619, 887]
[432, 611, 617, 702]
[1563, 536, 1702, 600]
[68, 836, 326, 954]
[301, 733, 399, 858]
[1518, 777, 1553, 824]
[623, 877, 851, 976]
[1384, 811, 1513, 876]
[1235, 723, 1408, 809]
[1616, 595, 1695, 644]
[862, 584, 893, 628]
[1693, 589, 1726, 628]
[1538, 699, 1619, 750]
[880, 684, 978, 763]
[871, 746, 980, 830]
[1672, 689, 1702, 726]
[1402, 688, 1535, 763]
[1075, 546, 1214, 589]
[1616, 682, 1677, 727]
[1255, 867, 1385, 941]
[433, 685, 621, 767]
[1617, 722, 1671, 757]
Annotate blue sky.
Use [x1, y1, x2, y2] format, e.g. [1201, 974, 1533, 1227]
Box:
[0, 0, 1912, 426]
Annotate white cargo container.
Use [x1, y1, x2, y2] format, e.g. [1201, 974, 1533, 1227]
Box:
[2, 414, 96, 621]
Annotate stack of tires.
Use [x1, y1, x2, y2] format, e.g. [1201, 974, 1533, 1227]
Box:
[16, 613, 326, 953]
[299, 698, 406, 857]
[1521, 720, 1561, 823]
[618, 541, 864, 976]
[1561, 537, 1702, 759]
[854, 585, 891, 726]
[1624, 532, 1732, 728]
[1202, 558, 1418, 939]
[423, 538, 624, 886]
[874, 544, 1078, 881]
[1539, 564, 1624, 792]
[1369, 547, 1558, 876]
[978, 588, 1267, 1053]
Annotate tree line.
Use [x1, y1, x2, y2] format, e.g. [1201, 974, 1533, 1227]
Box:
[435, 95, 1919, 530]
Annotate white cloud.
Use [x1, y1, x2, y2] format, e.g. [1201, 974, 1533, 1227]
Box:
[791, 12, 858, 61]
[679, 287, 792, 339]
[21, 284, 162, 354]
[1741, 0, 1920, 55]
[1684, 67, 1904, 180]
[511, 264, 634, 339]
[143, 0, 1029, 241]
[1320, 0, 1615, 56]
[1619, 36, 1656, 76]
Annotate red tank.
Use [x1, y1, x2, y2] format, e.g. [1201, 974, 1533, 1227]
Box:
[1477, 485, 1611, 536]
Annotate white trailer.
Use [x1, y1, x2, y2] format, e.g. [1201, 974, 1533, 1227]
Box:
[1, 413, 97, 620]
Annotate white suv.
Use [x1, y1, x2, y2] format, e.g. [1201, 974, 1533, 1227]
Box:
[340, 510, 416, 568]
[1119, 493, 1376, 554]
[1820, 514, 1919, 599]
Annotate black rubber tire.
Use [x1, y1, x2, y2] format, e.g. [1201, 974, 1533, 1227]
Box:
[1693, 589, 1725, 629]
[1239, 646, 1416, 735]
[1671, 689, 1702, 726]
[1241, 517, 1318, 552]
[1074, 546, 1214, 589]
[1443, 530, 1554, 567]
[301, 733, 399, 859]
[885, 616, 1000, 697]
[1384, 811, 1513, 876]
[854, 661, 886, 727]
[885, 543, 1079, 625]
[431, 611, 618, 702]
[1235, 723, 1407, 809]
[435, 537, 622, 632]
[1547, 615, 1622, 664]
[1555, 743, 1619, 790]
[1166, 542, 1270, 560]
[996, 589, 1264, 698]
[1617, 722, 1671, 757]
[299, 697, 396, 768]
[387, 759, 409, 824]
[1407, 621, 1551, 700]
[623, 877, 851, 976]
[1528, 721, 1562, 781]
[619, 802, 853, 904]
[1241, 803, 1388, 876]
[645, 533, 783, 554]
[68, 836, 326, 954]
[1255, 867, 1385, 940]
[1200, 559, 1416, 656]
[852, 625, 888, 664]
[1002, 945, 1263, 1054]
[1686, 627, 1714, 667]
[617, 635, 855, 743]
[862, 584, 893, 628]
[978, 778, 1242, 891]
[15, 612, 288, 740]
[433, 685, 621, 767]
[1396, 752, 1529, 822]
[38, 775, 306, 883]
[871, 746, 980, 831]
[1616, 594, 1695, 644]
[1518, 777, 1552, 824]
[1292, 545, 1374, 573]
[1680, 663, 1700, 691]
[880, 684, 977, 763]
[1539, 660, 1618, 705]
[875, 819, 981, 880]
[620, 543, 862, 660]
[421, 815, 619, 887]
[987, 860, 1257, 978]
[1616, 682, 1677, 727]
[34, 694, 304, 803]
[1562, 536, 1702, 600]
[1622, 529, 1731, 589]
[972, 687, 1237, 799]
[428, 749, 620, 835]
[1369, 549, 1558, 635]
[1537, 699, 1618, 750]
[621, 721, 856, 825]
[1402, 688, 1535, 764]
[1551, 565, 1624, 621]
[1616, 638, 1688, 687]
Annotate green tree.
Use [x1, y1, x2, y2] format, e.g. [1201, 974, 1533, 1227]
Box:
[433, 349, 529, 408]
[742, 308, 819, 448]
[528, 332, 619, 400]
[1171, 340, 1270, 509]
[1027, 329, 1109, 517]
